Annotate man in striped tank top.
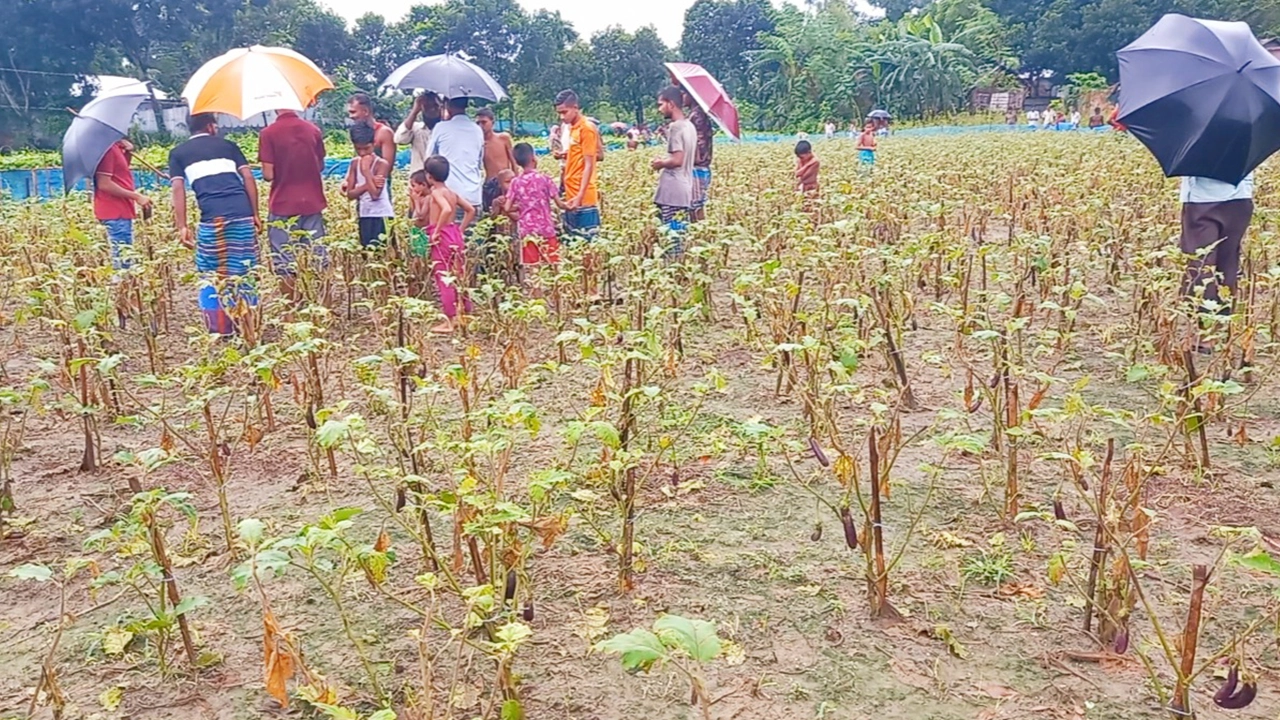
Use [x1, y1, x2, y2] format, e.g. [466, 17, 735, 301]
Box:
[169, 113, 261, 336]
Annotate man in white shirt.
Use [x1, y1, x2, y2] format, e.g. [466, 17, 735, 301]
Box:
[425, 97, 485, 209]
[1180, 173, 1255, 318]
[395, 92, 441, 174]
[1026, 109, 1040, 128]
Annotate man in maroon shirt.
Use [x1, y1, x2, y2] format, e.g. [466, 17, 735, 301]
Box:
[94, 139, 152, 270]
[259, 108, 327, 299]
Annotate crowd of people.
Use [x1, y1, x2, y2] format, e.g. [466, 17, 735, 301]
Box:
[90, 85, 719, 337]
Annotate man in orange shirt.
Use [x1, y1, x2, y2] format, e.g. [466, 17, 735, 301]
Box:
[554, 89, 601, 241]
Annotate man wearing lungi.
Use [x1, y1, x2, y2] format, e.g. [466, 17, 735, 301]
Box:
[169, 113, 262, 335]
[1179, 172, 1255, 351]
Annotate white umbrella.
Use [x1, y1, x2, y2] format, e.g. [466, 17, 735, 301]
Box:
[182, 45, 333, 119]
[382, 54, 508, 102]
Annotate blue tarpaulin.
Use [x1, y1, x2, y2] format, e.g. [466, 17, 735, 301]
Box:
[1, 124, 1110, 203]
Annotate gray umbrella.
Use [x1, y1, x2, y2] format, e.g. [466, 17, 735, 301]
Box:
[868, 109, 891, 120]
[61, 85, 151, 192]
[1117, 14, 1280, 184]
[382, 54, 508, 101]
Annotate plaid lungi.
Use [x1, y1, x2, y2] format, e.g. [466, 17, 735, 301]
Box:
[196, 217, 258, 334]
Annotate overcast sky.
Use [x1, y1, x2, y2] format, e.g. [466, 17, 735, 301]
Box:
[318, 0, 696, 46]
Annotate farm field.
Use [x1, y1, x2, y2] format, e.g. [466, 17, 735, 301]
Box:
[5, 132, 1280, 720]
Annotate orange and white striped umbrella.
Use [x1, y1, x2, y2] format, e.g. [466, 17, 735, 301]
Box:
[182, 46, 333, 119]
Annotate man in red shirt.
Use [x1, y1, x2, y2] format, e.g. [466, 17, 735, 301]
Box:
[259, 108, 327, 299]
[93, 139, 152, 270]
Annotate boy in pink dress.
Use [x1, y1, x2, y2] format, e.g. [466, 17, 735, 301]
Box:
[421, 155, 476, 334]
[503, 143, 564, 284]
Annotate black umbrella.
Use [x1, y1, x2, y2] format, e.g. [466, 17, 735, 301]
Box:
[1117, 14, 1280, 184]
[61, 83, 151, 192]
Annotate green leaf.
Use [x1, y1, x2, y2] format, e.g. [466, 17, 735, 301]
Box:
[501, 699, 524, 720]
[653, 615, 722, 663]
[9, 563, 53, 582]
[594, 628, 667, 671]
[237, 518, 265, 546]
[1235, 549, 1280, 577]
[368, 710, 397, 720]
[591, 421, 621, 450]
[311, 703, 360, 720]
[173, 595, 210, 617]
[315, 419, 350, 448]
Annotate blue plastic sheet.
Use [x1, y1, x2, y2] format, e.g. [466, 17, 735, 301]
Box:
[1, 124, 1110, 203]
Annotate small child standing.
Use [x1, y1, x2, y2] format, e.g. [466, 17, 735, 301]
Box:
[795, 140, 820, 195]
[408, 170, 433, 294]
[342, 123, 393, 249]
[857, 121, 877, 167]
[422, 155, 476, 334]
[503, 143, 563, 273]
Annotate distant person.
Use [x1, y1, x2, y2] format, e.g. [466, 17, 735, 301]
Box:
[341, 123, 393, 249]
[347, 93, 397, 177]
[476, 106, 517, 179]
[857, 121, 877, 166]
[1089, 107, 1106, 129]
[258, 108, 326, 298]
[503, 142, 563, 278]
[425, 97, 485, 214]
[626, 126, 641, 151]
[395, 92, 441, 174]
[795, 139, 819, 195]
[421, 154, 476, 334]
[93, 138, 152, 271]
[653, 86, 696, 258]
[686, 95, 714, 222]
[1005, 108, 1018, 125]
[1070, 109, 1081, 128]
[554, 89, 601, 240]
[824, 120, 835, 140]
[1026, 109, 1040, 128]
[1180, 172, 1254, 339]
[848, 120, 858, 139]
[168, 113, 260, 335]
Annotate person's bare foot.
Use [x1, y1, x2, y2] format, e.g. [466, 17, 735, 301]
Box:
[430, 320, 454, 335]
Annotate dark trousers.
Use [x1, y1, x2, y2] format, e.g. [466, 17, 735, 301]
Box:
[1180, 199, 1253, 309]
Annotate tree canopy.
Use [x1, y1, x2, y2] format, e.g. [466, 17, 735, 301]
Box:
[3, 0, 1279, 144]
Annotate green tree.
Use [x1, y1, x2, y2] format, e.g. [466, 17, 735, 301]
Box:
[857, 15, 978, 117]
[678, 0, 776, 96]
[233, 0, 355, 74]
[985, 0, 1280, 81]
[589, 26, 670, 125]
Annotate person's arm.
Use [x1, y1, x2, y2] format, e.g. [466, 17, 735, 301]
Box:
[503, 135, 518, 173]
[458, 196, 476, 234]
[259, 133, 275, 182]
[396, 99, 422, 144]
[343, 162, 362, 199]
[367, 158, 387, 200]
[239, 166, 261, 232]
[378, 127, 397, 175]
[172, 179, 193, 249]
[95, 173, 153, 209]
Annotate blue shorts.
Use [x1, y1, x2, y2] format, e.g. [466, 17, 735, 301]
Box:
[563, 206, 600, 242]
[102, 219, 134, 270]
[859, 149, 875, 165]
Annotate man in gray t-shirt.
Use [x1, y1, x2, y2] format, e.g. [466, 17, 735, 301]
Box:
[652, 85, 697, 257]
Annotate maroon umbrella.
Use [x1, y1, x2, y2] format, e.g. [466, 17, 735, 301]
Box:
[664, 62, 741, 140]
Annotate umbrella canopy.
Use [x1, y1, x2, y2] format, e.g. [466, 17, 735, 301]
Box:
[61, 85, 151, 192]
[665, 62, 741, 141]
[868, 109, 892, 120]
[1117, 14, 1280, 184]
[382, 54, 508, 102]
[182, 46, 333, 119]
